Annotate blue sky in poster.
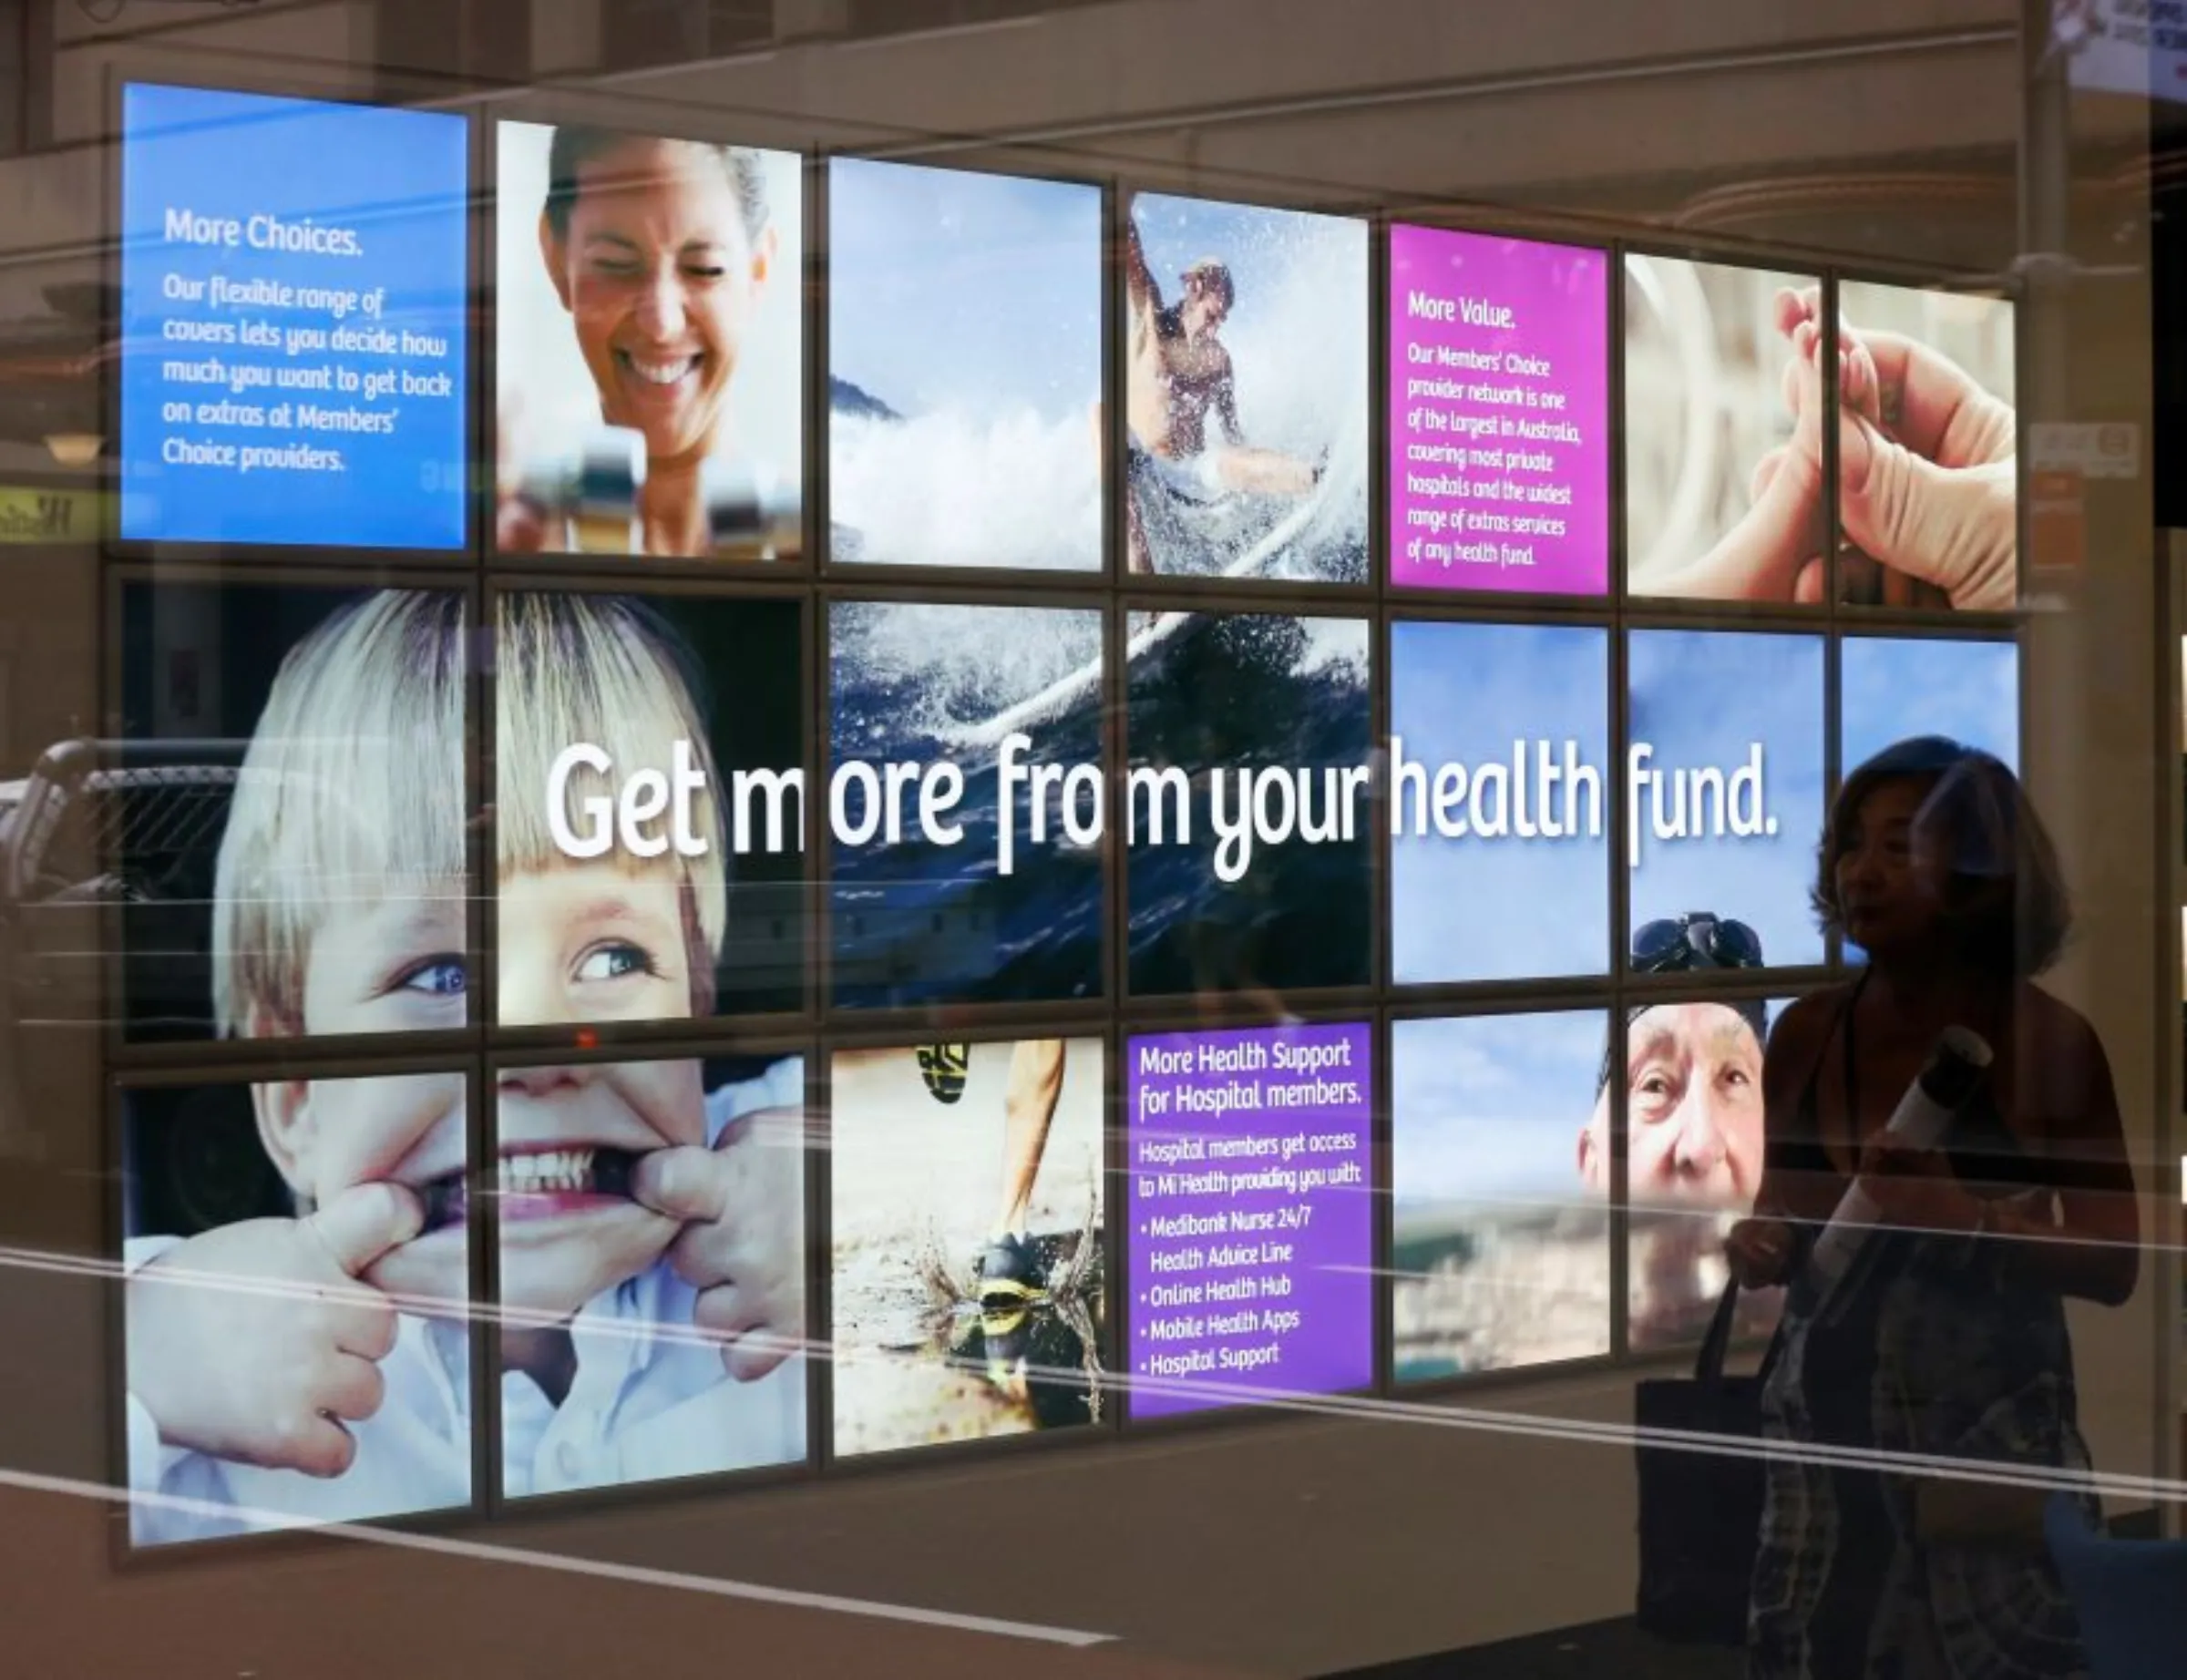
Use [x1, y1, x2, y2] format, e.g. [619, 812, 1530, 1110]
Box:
[1841, 637, 2019, 773]
[1628, 630, 1826, 968]
[1391, 621, 1610, 982]
[829, 159, 1100, 425]
[1392, 1012, 1606, 1206]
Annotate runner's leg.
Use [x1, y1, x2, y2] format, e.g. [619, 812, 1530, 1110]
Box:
[994, 1039, 1065, 1238]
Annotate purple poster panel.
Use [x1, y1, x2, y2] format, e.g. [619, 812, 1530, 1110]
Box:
[1388, 226, 1608, 595]
[1126, 1023, 1373, 1419]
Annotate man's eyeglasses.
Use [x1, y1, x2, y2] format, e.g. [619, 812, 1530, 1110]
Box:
[1630, 913, 1764, 974]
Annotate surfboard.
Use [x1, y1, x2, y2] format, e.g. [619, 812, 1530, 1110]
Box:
[948, 486, 1332, 753]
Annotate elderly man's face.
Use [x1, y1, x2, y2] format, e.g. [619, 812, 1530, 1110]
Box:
[1578, 1003, 1765, 1210]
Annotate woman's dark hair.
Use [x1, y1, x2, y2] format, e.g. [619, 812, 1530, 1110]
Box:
[1812, 735, 2069, 978]
[543, 128, 769, 245]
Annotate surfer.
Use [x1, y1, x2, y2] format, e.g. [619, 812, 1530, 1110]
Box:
[1113, 206, 1325, 573]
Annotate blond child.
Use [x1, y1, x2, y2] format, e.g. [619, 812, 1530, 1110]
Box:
[124, 589, 803, 1546]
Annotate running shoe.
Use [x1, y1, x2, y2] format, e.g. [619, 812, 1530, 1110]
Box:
[916, 1042, 971, 1104]
[979, 1306, 1031, 1394]
[976, 1233, 1043, 1307]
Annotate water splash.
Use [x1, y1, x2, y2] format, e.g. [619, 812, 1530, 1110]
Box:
[832, 599, 1103, 744]
[832, 406, 1102, 572]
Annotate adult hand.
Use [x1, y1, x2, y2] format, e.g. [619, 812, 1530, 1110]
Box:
[1774, 288, 1961, 609]
[632, 1107, 806, 1380]
[1827, 302, 2017, 610]
[126, 1183, 423, 1475]
[1724, 1216, 1799, 1289]
[1837, 396, 2016, 610]
[1856, 1132, 1978, 1236]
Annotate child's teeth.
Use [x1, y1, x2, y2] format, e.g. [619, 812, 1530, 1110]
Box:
[501, 1148, 596, 1195]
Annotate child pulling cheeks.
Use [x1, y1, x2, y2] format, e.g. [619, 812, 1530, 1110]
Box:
[124, 590, 802, 1546]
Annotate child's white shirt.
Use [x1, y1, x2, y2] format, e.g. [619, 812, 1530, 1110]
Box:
[125, 1060, 806, 1546]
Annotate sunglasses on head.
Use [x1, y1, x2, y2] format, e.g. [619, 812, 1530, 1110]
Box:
[1630, 913, 1764, 974]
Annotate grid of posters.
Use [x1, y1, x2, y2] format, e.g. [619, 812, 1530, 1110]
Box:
[106, 78, 2028, 1548]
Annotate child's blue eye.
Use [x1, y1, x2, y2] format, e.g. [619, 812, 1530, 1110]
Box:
[398, 958, 468, 998]
[576, 943, 656, 984]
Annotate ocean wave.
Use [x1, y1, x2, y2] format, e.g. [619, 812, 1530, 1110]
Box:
[831, 407, 1102, 572]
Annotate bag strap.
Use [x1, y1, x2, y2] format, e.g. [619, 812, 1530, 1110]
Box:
[1693, 1278, 1740, 1387]
[1693, 1277, 1788, 1391]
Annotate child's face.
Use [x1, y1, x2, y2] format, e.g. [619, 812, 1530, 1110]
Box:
[496, 1057, 706, 1316]
[257, 1070, 470, 1308]
[297, 882, 470, 1035]
[497, 860, 696, 1026]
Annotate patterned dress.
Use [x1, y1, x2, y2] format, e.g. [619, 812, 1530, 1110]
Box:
[1749, 987, 2095, 1679]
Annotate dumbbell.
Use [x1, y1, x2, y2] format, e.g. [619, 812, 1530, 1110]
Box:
[513, 424, 798, 558]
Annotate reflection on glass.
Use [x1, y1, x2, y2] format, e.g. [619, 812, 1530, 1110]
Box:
[1840, 637, 2018, 967]
[829, 599, 1104, 1008]
[495, 1054, 808, 1499]
[116, 582, 469, 1042]
[1835, 282, 2017, 610]
[1623, 255, 1823, 603]
[831, 1038, 1106, 1457]
[1627, 629, 1825, 969]
[1392, 1012, 1610, 1378]
[1125, 612, 1372, 996]
[1124, 191, 1368, 582]
[120, 1074, 472, 1545]
[1391, 620, 1609, 982]
[828, 159, 1102, 571]
[495, 122, 803, 561]
[496, 591, 806, 1025]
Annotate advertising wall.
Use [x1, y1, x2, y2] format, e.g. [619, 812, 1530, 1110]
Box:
[104, 84, 2027, 1550]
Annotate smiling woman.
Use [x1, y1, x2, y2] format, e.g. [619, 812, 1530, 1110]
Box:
[495, 121, 804, 561]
